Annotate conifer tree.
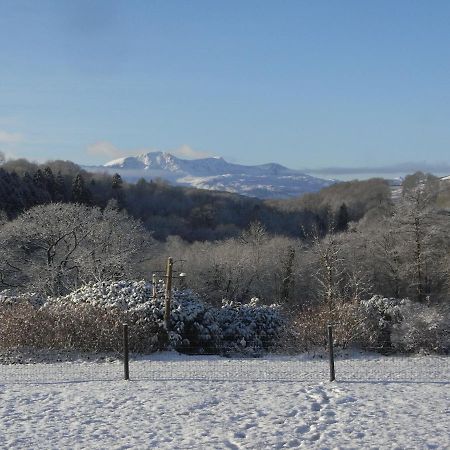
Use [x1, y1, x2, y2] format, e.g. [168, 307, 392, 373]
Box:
[112, 173, 123, 190]
[72, 174, 92, 204]
[43, 166, 56, 200]
[55, 172, 66, 201]
[336, 203, 349, 232]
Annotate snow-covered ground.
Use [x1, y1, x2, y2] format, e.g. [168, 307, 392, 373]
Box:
[0, 353, 449, 449]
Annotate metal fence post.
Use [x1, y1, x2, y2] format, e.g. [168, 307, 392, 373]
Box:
[123, 323, 130, 381]
[328, 324, 336, 382]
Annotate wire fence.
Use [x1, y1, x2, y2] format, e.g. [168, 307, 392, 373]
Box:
[0, 322, 449, 384]
[1, 348, 448, 385]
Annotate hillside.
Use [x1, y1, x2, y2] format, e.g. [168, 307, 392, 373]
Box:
[0, 158, 392, 241]
[85, 152, 334, 199]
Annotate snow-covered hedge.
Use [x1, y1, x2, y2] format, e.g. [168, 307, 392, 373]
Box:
[3, 284, 446, 355]
[358, 296, 449, 354]
[281, 295, 449, 355]
[0, 300, 125, 353]
[218, 298, 283, 356]
[2, 281, 283, 355]
[358, 296, 403, 351]
[391, 301, 450, 354]
[0, 290, 47, 308]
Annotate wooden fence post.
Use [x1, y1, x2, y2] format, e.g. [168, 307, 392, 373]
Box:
[123, 323, 129, 381]
[152, 273, 157, 300]
[328, 324, 336, 382]
[164, 257, 173, 332]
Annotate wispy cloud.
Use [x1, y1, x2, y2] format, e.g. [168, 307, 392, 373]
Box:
[87, 141, 215, 162]
[86, 141, 130, 160]
[0, 130, 24, 144]
[170, 144, 214, 160]
[0, 149, 18, 162]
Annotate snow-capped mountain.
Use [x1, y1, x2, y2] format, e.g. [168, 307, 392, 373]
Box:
[87, 152, 335, 199]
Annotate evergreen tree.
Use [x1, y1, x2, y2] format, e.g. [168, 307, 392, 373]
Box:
[72, 174, 92, 204]
[111, 173, 125, 207]
[33, 169, 46, 190]
[43, 167, 56, 200]
[336, 203, 349, 232]
[31, 170, 51, 205]
[22, 172, 38, 207]
[112, 173, 123, 190]
[55, 172, 66, 201]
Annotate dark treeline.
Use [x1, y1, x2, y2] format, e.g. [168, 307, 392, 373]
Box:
[0, 158, 394, 241]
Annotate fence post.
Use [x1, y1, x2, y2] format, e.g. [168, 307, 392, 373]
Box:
[152, 273, 157, 300]
[328, 324, 336, 382]
[164, 257, 173, 332]
[123, 323, 130, 381]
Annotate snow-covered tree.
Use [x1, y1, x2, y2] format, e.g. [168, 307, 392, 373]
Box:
[0, 203, 153, 295]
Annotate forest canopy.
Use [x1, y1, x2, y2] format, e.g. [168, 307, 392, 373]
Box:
[0, 158, 397, 241]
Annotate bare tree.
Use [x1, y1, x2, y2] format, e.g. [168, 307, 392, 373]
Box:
[0, 203, 153, 295]
[366, 217, 403, 298]
[396, 181, 439, 302]
[310, 227, 345, 310]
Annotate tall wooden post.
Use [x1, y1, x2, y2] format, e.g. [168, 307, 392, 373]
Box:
[152, 273, 157, 300]
[328, 324, 336, 382]
[123, 323, 129, 381]
[164, 257, 173, 331]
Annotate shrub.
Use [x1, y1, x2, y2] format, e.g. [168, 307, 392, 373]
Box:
[358, 295, 403, 352]
[0, 300, 125, 353]
[218, 298, 283, 356]
[50, 280, 222, 353]
[391, 301, 450, 354]
[279, 302, 367, 353]
[1, 281, 284, 356]
[281, 295, 449, 355]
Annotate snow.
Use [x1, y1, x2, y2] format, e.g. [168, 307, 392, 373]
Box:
[90, 152, 335, 199]
[1, 352, 449, 449]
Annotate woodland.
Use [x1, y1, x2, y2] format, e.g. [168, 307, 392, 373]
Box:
[0, 157, 449, 354]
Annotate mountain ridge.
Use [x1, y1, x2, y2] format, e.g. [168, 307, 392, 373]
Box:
[86, 151, 335, 199]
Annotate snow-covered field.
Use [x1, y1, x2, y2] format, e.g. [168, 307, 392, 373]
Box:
[0, 353, 449, 449]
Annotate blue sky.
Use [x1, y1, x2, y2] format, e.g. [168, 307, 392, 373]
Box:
[1, 0, 450, 174]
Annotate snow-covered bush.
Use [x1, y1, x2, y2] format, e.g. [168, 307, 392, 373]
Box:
[3, 281, 283, 356]
[279, 302, 367, 353]
[0, 289, 47, 308]
[44, 280, 221, 353]
[358, 295, 404, 351]
[391, 301, 450, 354]
[278, 295, 447, 355]
[0, 300, 125, 352]
[217, 298, 283, 356]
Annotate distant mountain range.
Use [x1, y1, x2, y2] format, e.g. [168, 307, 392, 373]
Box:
[85, 152, 335, 199]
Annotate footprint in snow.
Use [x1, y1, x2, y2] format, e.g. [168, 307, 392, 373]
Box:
[223, 440, 239, 450]
[295, 424, 310, 434]
[234, 431, 246, 439]
[335, 396, 356, 404]
[285, 409, 298, 417]
[310, 402, 321, 412]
